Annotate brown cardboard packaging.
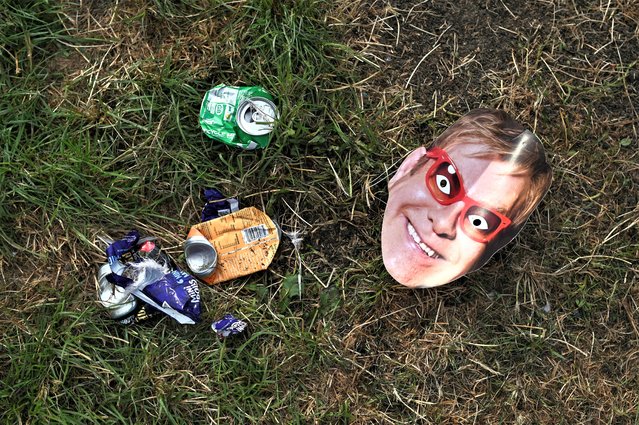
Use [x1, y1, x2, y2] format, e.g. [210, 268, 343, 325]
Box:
[186, 207, 280, 285]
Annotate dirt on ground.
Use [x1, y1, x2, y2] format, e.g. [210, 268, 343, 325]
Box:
[355, 0, 636, 132]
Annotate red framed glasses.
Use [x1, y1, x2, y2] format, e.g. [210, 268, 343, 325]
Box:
[424, 147, 512, 243]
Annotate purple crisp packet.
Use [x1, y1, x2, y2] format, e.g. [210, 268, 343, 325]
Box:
[105, 231, 201, 324]
[212, 314, 247, 337]
[142, 269, 201, 324]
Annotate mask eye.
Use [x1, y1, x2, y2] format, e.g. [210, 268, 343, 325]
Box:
[427, 161, 461, 202]
[467, 214, 489, 230]
[435, 175, 451, 195]
[463, 206, 504, 240]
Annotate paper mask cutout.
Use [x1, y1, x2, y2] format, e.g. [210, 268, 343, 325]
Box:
[381, 109, 552, 288]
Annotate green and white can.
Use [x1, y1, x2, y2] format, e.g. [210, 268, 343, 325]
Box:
[199, 85, 277, 150]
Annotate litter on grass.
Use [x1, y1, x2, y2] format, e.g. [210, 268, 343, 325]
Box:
[201, 188, 239, 222]
[212, 314, 247, 338]
[99, 230, 201, 325]
[185, 206, 281, 285]
[199, 84, 278, 150]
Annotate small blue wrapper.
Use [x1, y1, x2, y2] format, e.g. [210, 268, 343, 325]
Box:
[105, 231, 201, 324]
[201, 188, 239, 222]
[212, 314, 247, 337]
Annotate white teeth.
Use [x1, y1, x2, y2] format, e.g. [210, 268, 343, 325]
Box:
[419, 242, 435, 257]
[407, 222, 439, 259]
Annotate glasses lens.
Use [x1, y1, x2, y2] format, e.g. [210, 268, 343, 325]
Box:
[427, 160, 462, 204]
[462, 205, 504, 241]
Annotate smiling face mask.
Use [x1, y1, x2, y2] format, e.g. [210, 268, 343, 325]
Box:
[381, 109, 552, 288]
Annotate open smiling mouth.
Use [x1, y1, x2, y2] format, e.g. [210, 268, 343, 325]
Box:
[407, 222, 442, 260]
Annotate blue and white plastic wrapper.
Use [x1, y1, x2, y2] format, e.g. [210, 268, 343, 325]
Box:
[128, 270, 201, 325]
[201, 188, 239, 222]
[105, 230, 201, 324]
[212, 314, 247, 337]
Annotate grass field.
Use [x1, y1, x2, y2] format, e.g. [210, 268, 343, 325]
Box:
[1, 0, 638, 423]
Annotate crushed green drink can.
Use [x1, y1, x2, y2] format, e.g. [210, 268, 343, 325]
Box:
[199, 85, 277, 150]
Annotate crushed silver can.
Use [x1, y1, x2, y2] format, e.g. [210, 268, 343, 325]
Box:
[199, 85, 277, 150]
[184, 230, 218, 278]
[97, 263, 139, 321]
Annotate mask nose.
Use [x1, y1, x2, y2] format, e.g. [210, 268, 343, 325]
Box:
[429, 202, 464, 240]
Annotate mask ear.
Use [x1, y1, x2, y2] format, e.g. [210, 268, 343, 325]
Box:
[389, 147, 427, 189]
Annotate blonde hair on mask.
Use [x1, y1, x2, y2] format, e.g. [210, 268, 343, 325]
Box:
[415, 108, 552, 227]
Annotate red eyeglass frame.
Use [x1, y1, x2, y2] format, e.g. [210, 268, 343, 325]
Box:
[424, 147, 512, 243]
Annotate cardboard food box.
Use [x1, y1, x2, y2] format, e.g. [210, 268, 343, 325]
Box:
[186, 207, 280, 285]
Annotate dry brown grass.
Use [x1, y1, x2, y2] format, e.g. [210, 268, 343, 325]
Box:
[321, 0, 639, 423]
[2, 0, 638, 423]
